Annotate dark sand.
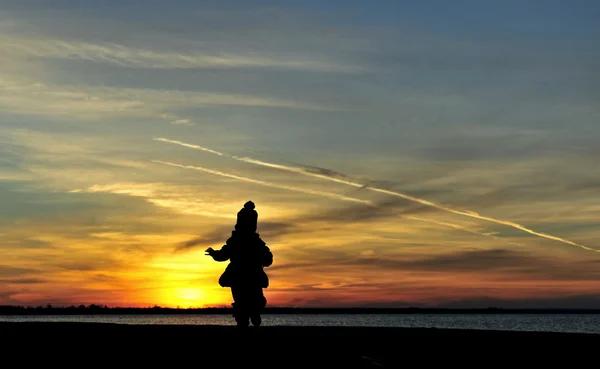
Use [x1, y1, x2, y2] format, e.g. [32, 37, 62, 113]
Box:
[1, 322, 598, 367]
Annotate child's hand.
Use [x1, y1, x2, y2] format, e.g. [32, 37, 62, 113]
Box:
[205, 247, 214, 256]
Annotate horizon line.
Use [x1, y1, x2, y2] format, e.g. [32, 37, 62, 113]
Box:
[3, 305, 600, 311]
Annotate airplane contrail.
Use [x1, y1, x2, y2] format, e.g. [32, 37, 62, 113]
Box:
[368, 187, 599, 253]
[153, 138, 226, 156]
[404, 216, 524, 247]
[153, 138, 599, 253]
[152, 159, 504, 243]
[152, 160, 372, 205]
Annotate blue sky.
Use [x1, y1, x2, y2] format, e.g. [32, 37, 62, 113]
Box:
[1, 1, 599, 308]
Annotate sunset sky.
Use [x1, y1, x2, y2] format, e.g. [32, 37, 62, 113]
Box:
[1, 0, 600, 309]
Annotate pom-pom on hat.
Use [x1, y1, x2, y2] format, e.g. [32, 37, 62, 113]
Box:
[236, 201, 258, 232]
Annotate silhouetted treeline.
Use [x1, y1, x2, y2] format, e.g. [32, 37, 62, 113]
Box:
[1, 305, 599, 315]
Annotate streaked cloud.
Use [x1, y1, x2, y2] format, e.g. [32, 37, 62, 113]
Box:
[0, 74, 343, 125]
[74, 182, 238, 219]
[0, 35, 364, 73]
[268, 248, 600, 281]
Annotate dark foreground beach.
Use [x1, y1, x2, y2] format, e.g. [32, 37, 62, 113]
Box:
[1, 322, 598, 367]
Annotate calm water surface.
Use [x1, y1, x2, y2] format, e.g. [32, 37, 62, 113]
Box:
[2, 314, 599, 334]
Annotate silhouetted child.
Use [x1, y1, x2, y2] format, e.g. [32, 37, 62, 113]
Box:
[206, 201, 273, 327]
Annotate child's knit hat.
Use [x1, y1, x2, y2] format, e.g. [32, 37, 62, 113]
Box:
[236, 201, 258, 232]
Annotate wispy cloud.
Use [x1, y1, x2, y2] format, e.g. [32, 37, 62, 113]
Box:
[154, 137, 600, 253]
[0, 73, 342, 123]
[159, 114, 194, 126]
[72, 182, 237, 219]
[0, 35, 364, 73]
[269, 248, 600, 282]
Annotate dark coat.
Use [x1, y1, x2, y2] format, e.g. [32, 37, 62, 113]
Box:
[210, 231, 273, 289]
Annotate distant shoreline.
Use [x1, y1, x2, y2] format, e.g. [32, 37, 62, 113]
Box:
[2, 306, 600, 315]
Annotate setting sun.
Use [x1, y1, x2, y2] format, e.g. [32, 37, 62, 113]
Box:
[172, 288, 205, 308]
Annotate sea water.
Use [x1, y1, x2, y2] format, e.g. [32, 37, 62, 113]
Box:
[1, 314, 599, 334]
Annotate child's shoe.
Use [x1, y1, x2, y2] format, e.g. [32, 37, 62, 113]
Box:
[251, 315, 261, 327]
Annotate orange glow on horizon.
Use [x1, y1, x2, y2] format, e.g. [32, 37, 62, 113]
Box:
[170, 287, 205, 308]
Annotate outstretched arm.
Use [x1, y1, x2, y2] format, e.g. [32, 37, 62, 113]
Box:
[206, 245, 230, 262]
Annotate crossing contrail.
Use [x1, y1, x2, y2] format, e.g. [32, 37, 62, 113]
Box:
[152, 159, 503, 243]
[404, 216, 524, 247]
[152, 160, 372, 205]
[153, 137, 599, 253]
[153, 138, 226, 156]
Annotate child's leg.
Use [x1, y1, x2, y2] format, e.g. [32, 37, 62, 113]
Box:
[231, 287, 249, 327]
[260, 288, 267, 309]
[249, 287, 266, 326]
